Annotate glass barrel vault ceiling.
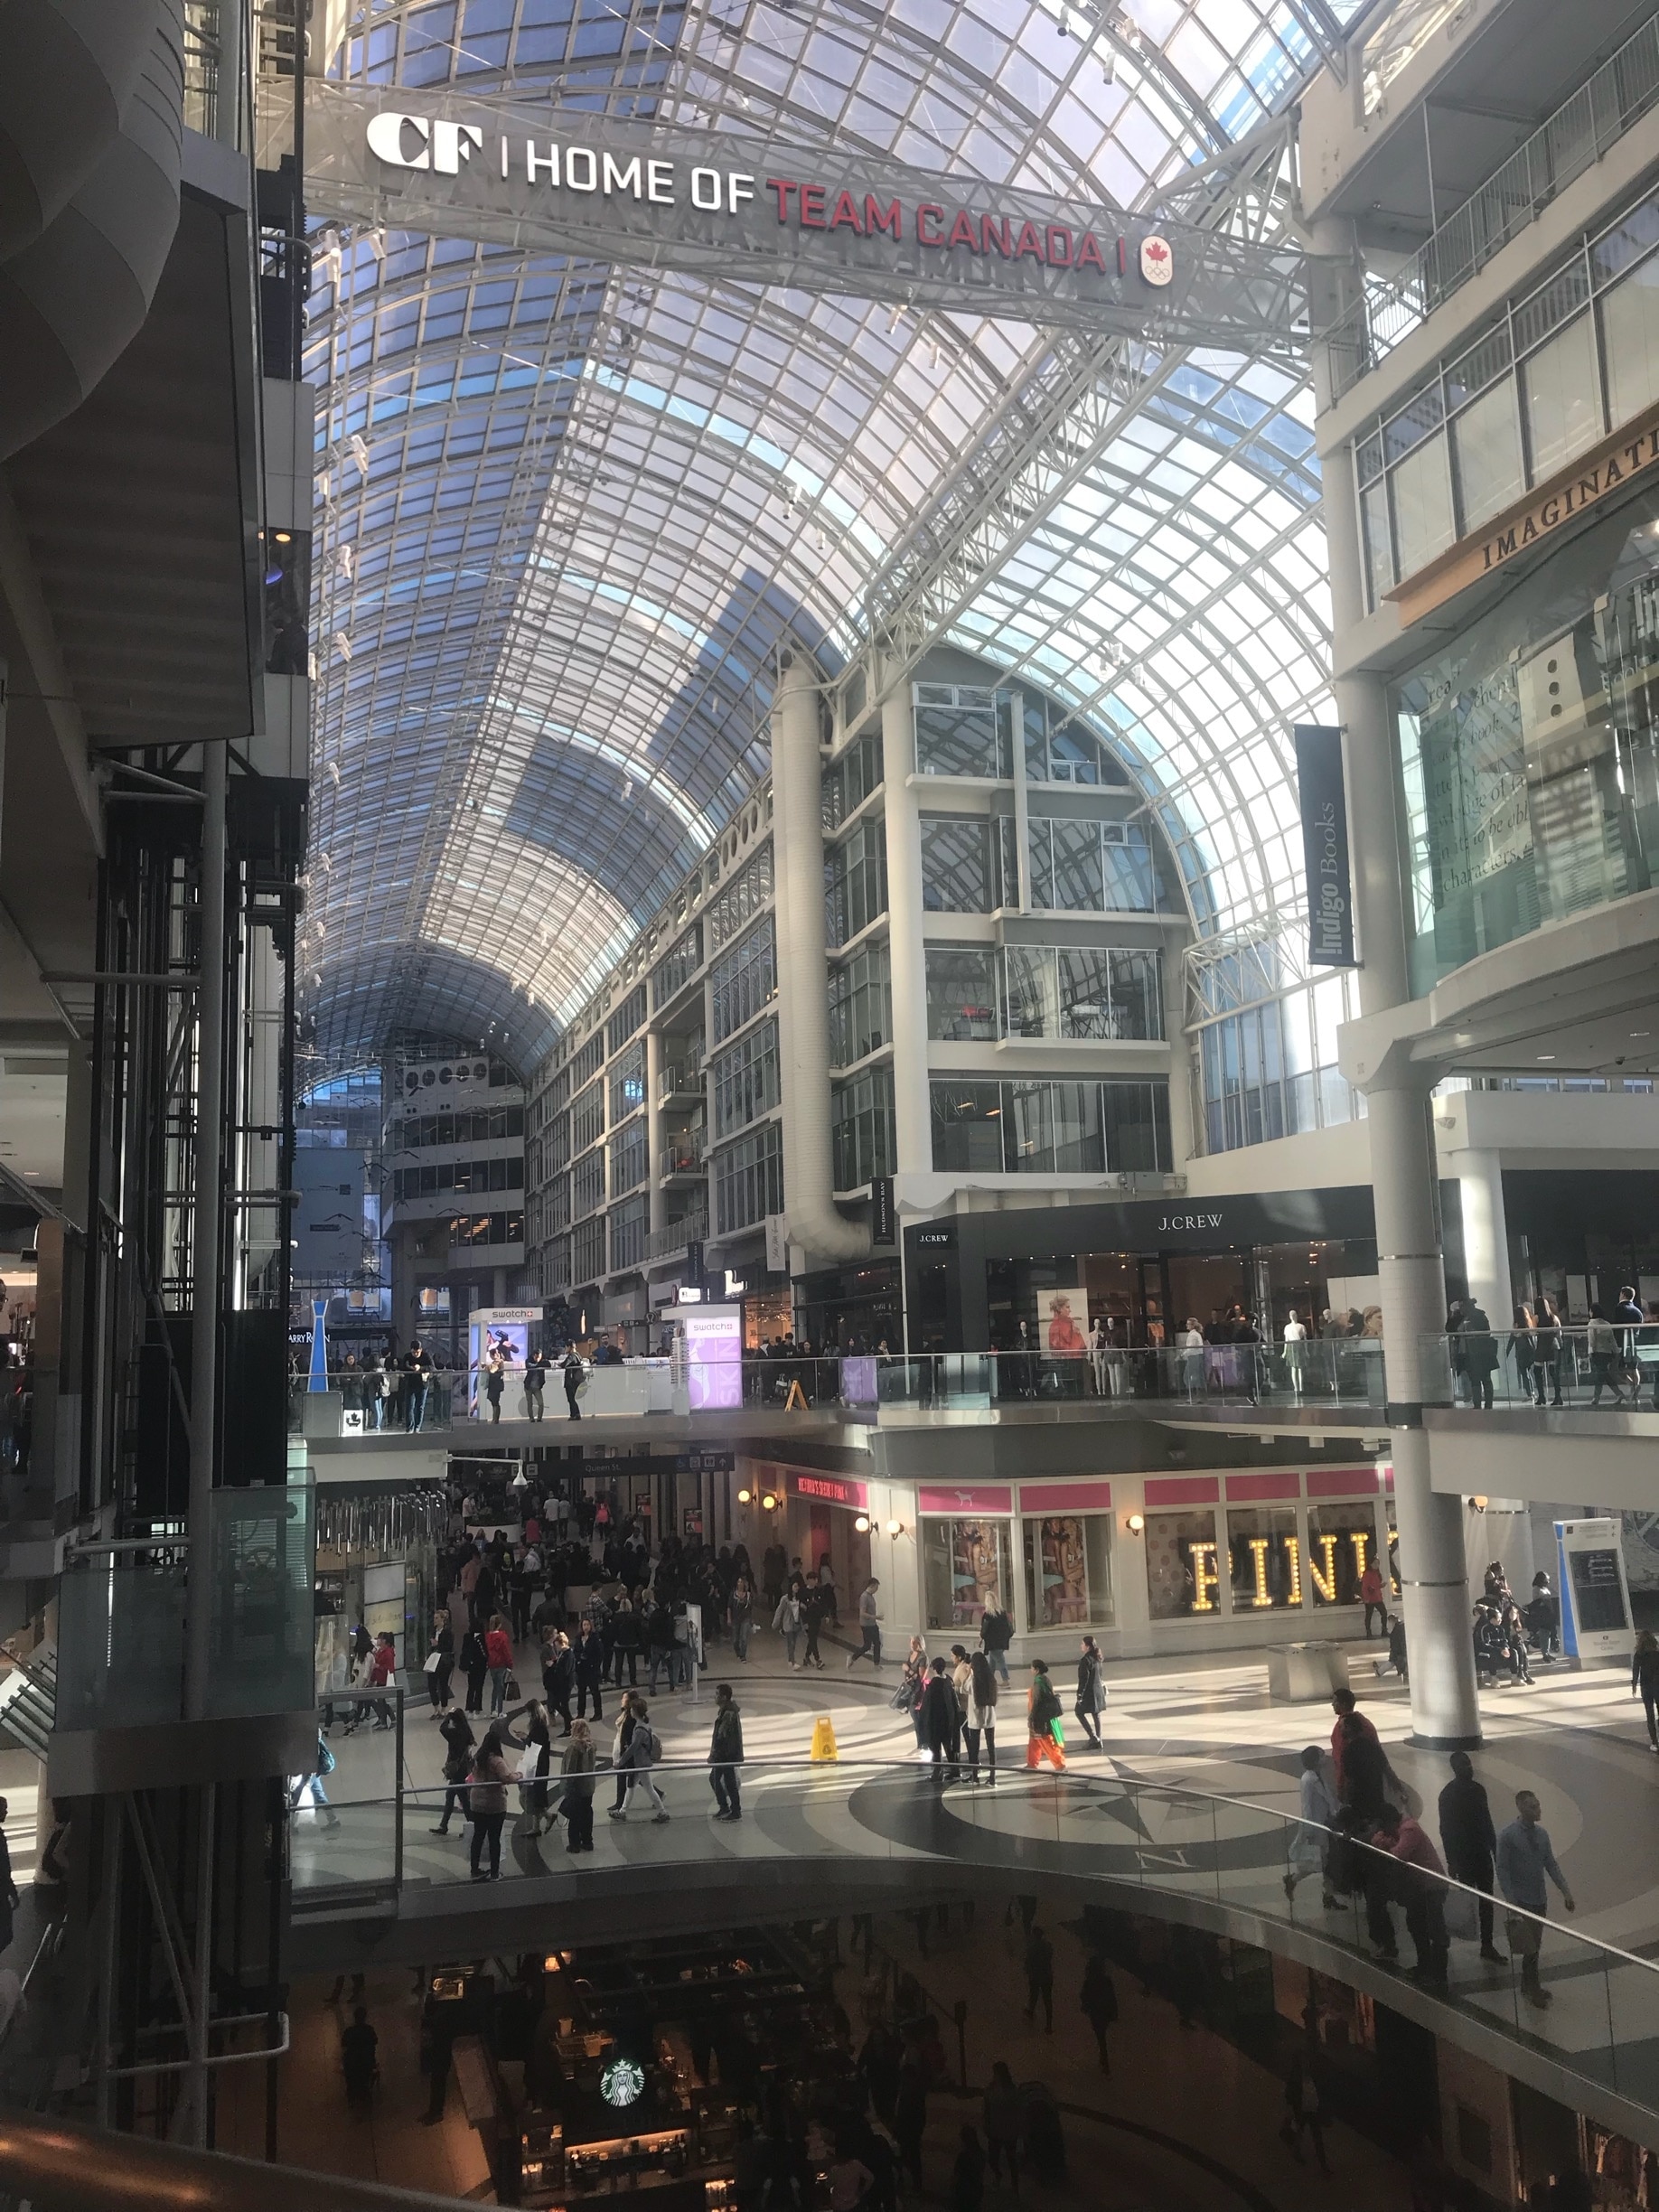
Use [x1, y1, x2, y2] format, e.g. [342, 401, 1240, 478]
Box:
[303, 0, 1373, 1073]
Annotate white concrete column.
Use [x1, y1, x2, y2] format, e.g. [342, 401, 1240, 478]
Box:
[1370, 1079, 1482, 1745]
[1449, 1147, 1511, 1322]
[1315, 210, 1478, 1746]
[879, 661, 932, 1177]
[644, 1026, 665, 1242]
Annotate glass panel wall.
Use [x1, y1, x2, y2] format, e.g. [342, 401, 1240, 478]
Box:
[829, 943, 892, 1064]
[925, 946, 997, 1040]
[1144, 1509, 1222, 1620]
[921, 1516, 1011, 1634]
[930, 1079, 1170, 1173]
[1225, 1506, 1303, 1611]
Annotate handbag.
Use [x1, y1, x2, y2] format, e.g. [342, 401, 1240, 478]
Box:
[504, 1672, 520, 1700]
[1442, 1885, 1479, 1943]
[423, 1649, 443, 1674]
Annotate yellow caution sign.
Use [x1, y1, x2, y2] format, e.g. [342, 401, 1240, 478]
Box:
[784, 1378, 808, 1411]
[811, 1715, 839, 1762]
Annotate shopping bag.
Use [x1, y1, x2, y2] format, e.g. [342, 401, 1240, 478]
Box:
[1443, 1886, 1480, 1943]
[423, 1650, 443, 1674]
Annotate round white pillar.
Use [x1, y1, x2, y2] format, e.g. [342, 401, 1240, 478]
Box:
[1450, 1147, 1511, 1322]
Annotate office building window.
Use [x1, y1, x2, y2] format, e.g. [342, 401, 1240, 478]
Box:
[913, 683, 1014, 779]
[572, 1148, 605, 1218]
[608, 1042, 645, 1129]
[571, 1216, 605, 1285]
[825, 818, 887, 946]
[606, 985, 647, 1058]
[610, 1195, 649, 1272]
[547, 1109, 571, 1171]
[829, 942, 892, 1065]
[929, 1080, 1004, 1173]
[1022, 696, 1128, 786]
[608, 1119, 648, 1195]
[708, 843, 773, 947]
[710, 918, 777, 1042]
[1027, 818, 1157, 911]
[1198, 977, 1364, 1154]
[569, 1031, 604, 1089]
[822, 730, 882, 828]
[925, 946, 997, 1040]
[448, 1211, 524, 1249]
[832, 1064, 895, 1190]
[713, 1120, 783, 1235]
[547, 1173, 570, 1233]
[928, 1078, 1170, 1173]
[571, 1078, 605, 1152]
[651, 923, 701, 1008]
[711, 1018, 781, 1139]
[921, 816, 1007, 912]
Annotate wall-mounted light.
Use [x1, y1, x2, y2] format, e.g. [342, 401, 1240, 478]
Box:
[1126, 1513, 1145, 1533]
[737, 1487, 752, 1505]
[1468, 1495, 1488, 1512]
[886, 1518, 904, 1537]
[853, 1514, 870, 1532]
[762, 1492, 779, 1513]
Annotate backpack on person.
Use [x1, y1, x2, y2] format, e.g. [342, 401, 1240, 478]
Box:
[633, 1720, 663, 1767]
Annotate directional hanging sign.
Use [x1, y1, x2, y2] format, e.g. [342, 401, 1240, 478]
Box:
[304, 82, 1309, 353]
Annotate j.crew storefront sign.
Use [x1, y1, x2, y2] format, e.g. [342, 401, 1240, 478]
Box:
[302, 84, 1303, 346]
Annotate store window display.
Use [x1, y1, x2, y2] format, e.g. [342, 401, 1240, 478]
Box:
[1144, 1509, 1222, 1619]
[922, 1518, 1011, 1634]
[1306, 1502, 1379, 1607]
[1023, 1514, 1114, 1629]
[1226, 1505, 1303, 1610]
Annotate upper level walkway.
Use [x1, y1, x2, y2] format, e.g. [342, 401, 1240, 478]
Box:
[288, 1631, 1659, 2151]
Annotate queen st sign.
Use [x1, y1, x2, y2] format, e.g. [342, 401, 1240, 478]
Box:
[305, 83, 1308, 353]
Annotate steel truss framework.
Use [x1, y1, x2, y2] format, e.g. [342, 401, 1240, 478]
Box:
[304, 0, 1383, 1073]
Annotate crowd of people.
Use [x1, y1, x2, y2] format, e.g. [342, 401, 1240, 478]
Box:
[1448, 1288, 1659, 1410]
[1285, 1684, 1575, 2006]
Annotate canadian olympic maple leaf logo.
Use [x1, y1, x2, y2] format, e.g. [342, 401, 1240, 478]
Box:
[1139, 233, 1174, 287]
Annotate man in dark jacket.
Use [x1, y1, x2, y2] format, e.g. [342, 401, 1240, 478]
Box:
[571, 1620, 605, 1721]
[646, 1601, 679, 1695]
[979, 1595, 1014, 1683]
[920, 1656, 961, 1783]
[709, 1682, 745, 1819]
[1439, 1749, 1504, 1963]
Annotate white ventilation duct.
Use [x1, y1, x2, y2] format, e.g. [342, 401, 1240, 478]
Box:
[772, 645, 871, 1263]
[0, 0, 183, 460]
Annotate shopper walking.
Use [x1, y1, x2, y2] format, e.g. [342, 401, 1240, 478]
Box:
[730, 1572, 755, 1662]
[920, 1655, 960, 1782]
[610, 1695, 670, 1823]
[1358, 1558, 1387, 1638]
[1023, 1922, 1054, 2030]
[964, 1648, 998, 1783]
[1283, 1744, 1338, 1908]
[708, 1682, 745, 1820]
[1439, 1750, 1504, 1963]
[1495, 1790, 1575, 2007]
[846, 1578, 883, 1669]
[459, 1625, 489, 1716]
[979, 1593, 1013, 1684]
[432, 1709, 475, 1834]
[542, 1627, 573, 1734]
[1025, 1659, 1065, 1771]
[1633, 1630, 1659, 1750]
[1375, 1802, 1449, 1987]
[523, 1347, 546, 1421]
[1073, 1635, 1106, 1750]
[426, 1611, 455, 1711]
[563, 1347, 585, 1419]
[485, 1613, 515, 1715]
[467, 1727, 512, 1880]
[1533, 1294, 1565, 1404]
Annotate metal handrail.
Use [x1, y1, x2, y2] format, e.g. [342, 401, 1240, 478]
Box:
[303, 1754, 1633, 1980]
[0, 2112, 472, 2212]
[1328, 8, 1659, 395]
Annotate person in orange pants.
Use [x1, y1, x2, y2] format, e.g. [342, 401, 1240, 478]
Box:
[1025, 1658, 1066, 1769]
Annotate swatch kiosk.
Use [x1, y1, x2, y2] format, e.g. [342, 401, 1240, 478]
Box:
[1554, 1519, 1636, 1667]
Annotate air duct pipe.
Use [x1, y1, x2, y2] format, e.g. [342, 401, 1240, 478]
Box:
[772, 646, 871, 1264]
[0, 0, 183, 460]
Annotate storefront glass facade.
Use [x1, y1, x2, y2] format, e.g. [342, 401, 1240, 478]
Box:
[921, 1515, 1011, 1635]
[1022, 1513, 1115, 1629]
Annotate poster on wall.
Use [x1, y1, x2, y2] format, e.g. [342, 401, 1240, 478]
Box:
[951, 1521, 1004, 1625]
[1032, 1516, 1090, 1627]
[683, 1304, 742, 1411]
[1038, 1284, 1089, 1356]
[466, 1306, 537, 1417]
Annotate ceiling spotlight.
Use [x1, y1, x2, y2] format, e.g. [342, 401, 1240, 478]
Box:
[1058, 5, 1072, 31]
[273, 530, 291, 545]
[1536, 1053, 1556, 1062]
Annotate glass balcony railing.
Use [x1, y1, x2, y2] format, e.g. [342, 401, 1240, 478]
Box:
[55, 1485, 314, 1731]
[1423, 1329, 1659, 1412]
[1328, 10, 1659, 398]
[288, 1756, 1659, 2122]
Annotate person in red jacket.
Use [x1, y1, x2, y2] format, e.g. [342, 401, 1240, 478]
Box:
[484, 1614, 516, 1715]
[1376, 1802, 1448, 1986]
[1359, 1560, 1387, 1637]
[366, 1632, 398, 1731]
